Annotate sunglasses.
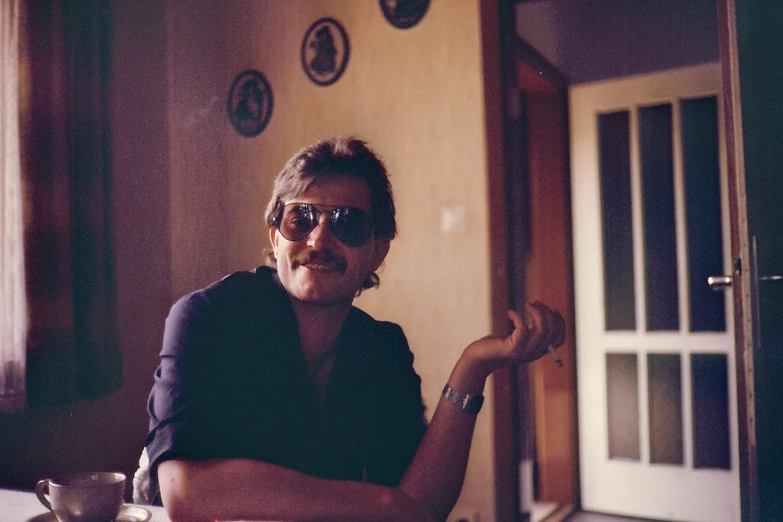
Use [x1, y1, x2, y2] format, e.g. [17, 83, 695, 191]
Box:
[276, 203, 374, 247]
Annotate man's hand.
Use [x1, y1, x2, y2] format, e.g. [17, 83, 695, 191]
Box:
[463, 302, 566, 376]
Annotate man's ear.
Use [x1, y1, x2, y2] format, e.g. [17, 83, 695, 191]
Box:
[269, 227, 279, 257]
[371, 238, 390, 272]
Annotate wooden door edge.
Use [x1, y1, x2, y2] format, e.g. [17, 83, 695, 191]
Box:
[716, 0, 759, 520]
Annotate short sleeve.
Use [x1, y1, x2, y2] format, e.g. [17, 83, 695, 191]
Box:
[144, 270, 304, 505]
[144, 284, 259, 504]
[145, 292, 223, 476]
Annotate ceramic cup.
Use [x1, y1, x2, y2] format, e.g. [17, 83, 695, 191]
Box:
[35, 472, 126, 522]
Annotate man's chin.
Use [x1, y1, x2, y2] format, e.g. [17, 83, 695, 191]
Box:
[292, 291, 355, 307]
[290, 282, 355, 306]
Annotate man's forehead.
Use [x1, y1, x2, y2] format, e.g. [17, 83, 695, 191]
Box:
[297, 174, 369, 195]
[283, 174, 372, 209]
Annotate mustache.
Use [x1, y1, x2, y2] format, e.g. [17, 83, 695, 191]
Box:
[292, 250, 348, 272]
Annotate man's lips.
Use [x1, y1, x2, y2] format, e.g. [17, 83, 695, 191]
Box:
[301, 262, 341, 272]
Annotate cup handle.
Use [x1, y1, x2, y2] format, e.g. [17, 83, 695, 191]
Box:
[34, 479, 53, 511]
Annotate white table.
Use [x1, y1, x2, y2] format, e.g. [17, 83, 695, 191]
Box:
[0, 488, 170, 522]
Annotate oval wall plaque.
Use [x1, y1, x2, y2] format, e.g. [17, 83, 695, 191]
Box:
[380, 0, 430, 30]
[227, 69, 273, 138]
[301, 18, 350, 87]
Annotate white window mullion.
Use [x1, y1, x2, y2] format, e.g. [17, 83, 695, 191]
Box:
[629, 104, 650, 465]
[672, 97, 690, 335]
[671, 97, 695, 469]
[630, 105, 646, 335]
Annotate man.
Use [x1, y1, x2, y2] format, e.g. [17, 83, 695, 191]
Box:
[145, 137, 565, 521]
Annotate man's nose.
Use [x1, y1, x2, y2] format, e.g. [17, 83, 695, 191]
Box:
[306, 215, 337, 248]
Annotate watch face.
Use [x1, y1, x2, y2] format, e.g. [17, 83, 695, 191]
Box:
[466, 394, 484, 414]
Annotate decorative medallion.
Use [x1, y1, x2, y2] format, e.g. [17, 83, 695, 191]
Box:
[380, 0, 430, 30]
[227, 70, 273, 138]
[301, 18, 350, 87]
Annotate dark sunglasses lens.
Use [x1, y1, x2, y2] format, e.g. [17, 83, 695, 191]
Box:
[331, 208, 372, 247]
[280, 205, 317, 241]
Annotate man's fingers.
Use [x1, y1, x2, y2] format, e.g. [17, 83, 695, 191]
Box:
[505, 304, 566, 362]
[530, 302, 566, 347]
[508, 309, 524, 330]
[523, 303, 542, 334]
[507, 309, 529, 348]
[530, 302, 551, 340]
[524, 302, 552, 352]
[539, 306, 565, 348]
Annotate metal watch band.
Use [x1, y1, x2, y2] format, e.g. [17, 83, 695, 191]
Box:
[442, 384, 484, 415]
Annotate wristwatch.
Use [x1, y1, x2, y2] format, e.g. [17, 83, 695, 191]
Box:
[442, 384, 484, 415]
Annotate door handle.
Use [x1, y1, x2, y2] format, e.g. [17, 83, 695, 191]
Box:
[707, 275, 733, 289]
[707, 274, 783, 290]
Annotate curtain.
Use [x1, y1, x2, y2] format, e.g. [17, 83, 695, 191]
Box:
[0, 0, 28, 414]
[22, 0, 120, 407]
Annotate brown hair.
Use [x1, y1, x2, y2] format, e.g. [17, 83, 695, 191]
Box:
[264, 137, 396, 292]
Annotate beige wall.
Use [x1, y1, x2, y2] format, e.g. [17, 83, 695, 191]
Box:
[2, 1, 503, 519]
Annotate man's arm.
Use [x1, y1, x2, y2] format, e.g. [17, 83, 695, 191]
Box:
[397, 302, 565, 520]
[158, 302, 563, 522]
[158, 459, 434, 522]
[394, 354, 490, 520]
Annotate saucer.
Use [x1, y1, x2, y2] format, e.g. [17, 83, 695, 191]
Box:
[26, 504, 152, 522]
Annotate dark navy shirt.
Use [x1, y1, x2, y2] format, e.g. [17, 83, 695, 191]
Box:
[145, 267, 427, 504]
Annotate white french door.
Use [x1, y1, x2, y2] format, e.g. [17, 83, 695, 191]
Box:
[570, 64, 740, 521]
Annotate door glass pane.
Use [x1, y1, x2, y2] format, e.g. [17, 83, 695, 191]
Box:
[682, 96, 726, 332]
[607, 353, 640, 460]
[639, 104, 679, 331]
[648, 353, 683, 465]
[599, 111, 636, 331]
[692, 353, 730, 469]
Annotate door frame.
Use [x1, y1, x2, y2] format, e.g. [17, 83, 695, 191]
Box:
[490, 1, 761, 521]
[485, 1, 578, 519]
[717, 0, 757, 520]
[511, 39, 578, 515]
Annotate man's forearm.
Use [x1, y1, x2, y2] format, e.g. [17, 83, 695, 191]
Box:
[158, 458, 428, 522]
[398, 304, 565, 520]
[397, 350, 492, 521]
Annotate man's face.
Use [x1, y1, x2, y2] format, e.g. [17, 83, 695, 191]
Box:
[270, 175, 390, 306]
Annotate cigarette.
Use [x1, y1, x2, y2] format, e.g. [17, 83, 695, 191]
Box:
[548, 344, 563, 367]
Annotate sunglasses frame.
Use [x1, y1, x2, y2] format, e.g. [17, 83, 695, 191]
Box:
[275, 202, 374, 247]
